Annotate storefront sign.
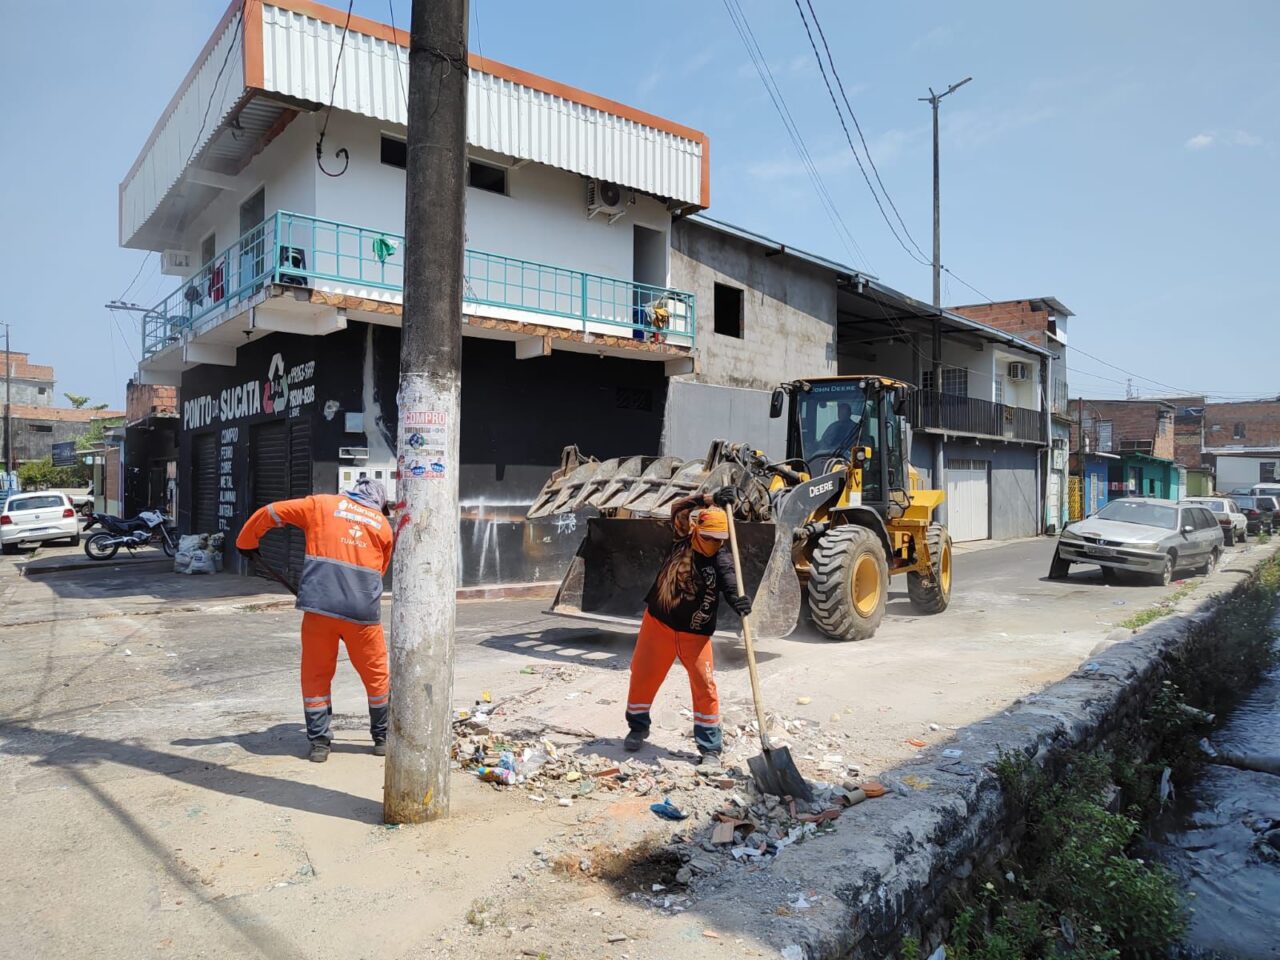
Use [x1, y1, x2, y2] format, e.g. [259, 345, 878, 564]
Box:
[182, 352, 316, 430]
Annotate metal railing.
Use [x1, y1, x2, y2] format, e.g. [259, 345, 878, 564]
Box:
[141, 211, 696, 358]
[909, 391, 1046, 444]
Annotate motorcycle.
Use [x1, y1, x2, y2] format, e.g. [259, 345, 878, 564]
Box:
[83, 509, 178, 561]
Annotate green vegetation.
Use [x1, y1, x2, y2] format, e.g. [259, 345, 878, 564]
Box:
[1118, 582, 1195, 630]
[902, 553, 1280, 960]
[16, 456, 89, 489]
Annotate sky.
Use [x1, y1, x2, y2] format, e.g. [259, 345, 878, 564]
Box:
[2, 0, 1277, 407]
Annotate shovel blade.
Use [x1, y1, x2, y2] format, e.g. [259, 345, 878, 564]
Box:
[747, 747, 812, 802]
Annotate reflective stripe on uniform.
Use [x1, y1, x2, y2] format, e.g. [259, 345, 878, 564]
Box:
[303, 696, 331, 706]
[626, 702, 652, 712]
[267, 504, 284, 527]
[367, 694, 389, 707]
[693, 711, 720, 724]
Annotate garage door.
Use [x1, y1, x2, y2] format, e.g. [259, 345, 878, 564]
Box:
[190, 432, 218, 534]
[250, 419, 312, 582]
[947, 458, 990, 542]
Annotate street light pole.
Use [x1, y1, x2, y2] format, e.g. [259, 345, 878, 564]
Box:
[3, 323, 11, 477]
[383, 0, 469, 825]
[919, 77, 971, 308]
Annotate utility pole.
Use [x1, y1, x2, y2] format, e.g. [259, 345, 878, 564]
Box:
[3, 323, 11, 477]
[920, 77, 971, 307]
[384, 0, 469, 824]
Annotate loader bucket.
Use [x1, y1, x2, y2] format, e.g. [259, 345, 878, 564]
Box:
[547, 517, 797, 638]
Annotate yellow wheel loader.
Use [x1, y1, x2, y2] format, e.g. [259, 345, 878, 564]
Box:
[527, 376, 952, 642]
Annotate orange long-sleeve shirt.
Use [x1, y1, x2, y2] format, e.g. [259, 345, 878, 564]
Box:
[237, 494, 393, 624]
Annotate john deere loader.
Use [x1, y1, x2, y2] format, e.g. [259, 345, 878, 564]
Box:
[527, 376, 952, 641]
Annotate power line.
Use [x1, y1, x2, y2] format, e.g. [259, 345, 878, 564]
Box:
[722, 0, 870, 271]
[316, 0, 356, 177]
[798, 0, 930, 263]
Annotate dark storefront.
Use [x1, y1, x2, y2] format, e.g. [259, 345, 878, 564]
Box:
[177, 323, 668, 586]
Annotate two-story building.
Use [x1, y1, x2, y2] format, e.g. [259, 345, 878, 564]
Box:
[1200, 399, 1280, 492]
[950, 298, 1074, 533]
[0, 352, 56, 407]
[120, 0, 718, 584]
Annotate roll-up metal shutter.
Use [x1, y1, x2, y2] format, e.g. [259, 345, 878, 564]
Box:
[191, 432, 219, 535]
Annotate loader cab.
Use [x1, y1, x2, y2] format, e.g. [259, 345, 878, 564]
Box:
[776, 378, 909, 508]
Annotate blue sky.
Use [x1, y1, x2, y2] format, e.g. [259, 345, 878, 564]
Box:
[3, 0, 1276, 406]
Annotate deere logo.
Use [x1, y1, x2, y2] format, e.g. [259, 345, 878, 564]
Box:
[810, 480, 836, 497]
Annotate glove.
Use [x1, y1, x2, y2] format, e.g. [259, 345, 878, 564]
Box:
[731, 595, 752, 618]
[712, 486, 738, 508]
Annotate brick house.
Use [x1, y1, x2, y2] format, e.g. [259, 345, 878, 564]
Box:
[0, 351, 56, 407]
[1072, 398, 1183, 500]
[951, 298, 1074, 530]
[3, 404, 125, 465]
[1202, 398, 1280, 491]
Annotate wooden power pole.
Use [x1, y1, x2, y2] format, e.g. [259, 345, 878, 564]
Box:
[383, 0, 469, 824]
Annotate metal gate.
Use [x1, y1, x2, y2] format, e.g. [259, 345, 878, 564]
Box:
[191, 432, 218, 534]
[946, 458, 990, 542]
[249, 419, 313, 581]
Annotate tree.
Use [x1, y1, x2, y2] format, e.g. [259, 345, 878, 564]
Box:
[17, 456, 89, 489]
[64, 393, 89, 409]
[74, 416, 123, 452]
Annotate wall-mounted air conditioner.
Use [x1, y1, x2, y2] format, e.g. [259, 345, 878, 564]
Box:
[338, 447, 369, 460]
[586, 179, 625, 222]
[1007, 361, 1030, 381]
[161, 250, 194, 276]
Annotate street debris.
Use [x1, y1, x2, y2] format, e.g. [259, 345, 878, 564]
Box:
[650, 798, 688, 821]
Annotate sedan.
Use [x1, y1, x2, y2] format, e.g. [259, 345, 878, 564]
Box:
[1, 492, 80, 554]
[1230, 495, 1275, 535]
[1049, 498, 1223, 586]
[1182, 497, 1249, 545]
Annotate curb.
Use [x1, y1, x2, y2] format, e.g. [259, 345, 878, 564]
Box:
[17, 555, 174, 577]
[689, 542, 1280, 959]
[456, 581, 559, 602]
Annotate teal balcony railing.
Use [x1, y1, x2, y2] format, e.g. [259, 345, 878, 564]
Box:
[141, 211, 696, 359]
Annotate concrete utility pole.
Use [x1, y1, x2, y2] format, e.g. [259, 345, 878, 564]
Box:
[920, 77, 971, 307]
[3, 323, 12, 476]
[383, 0, 469, 825]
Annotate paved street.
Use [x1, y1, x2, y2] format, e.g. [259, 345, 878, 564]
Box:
[0, 535, 1266, 958]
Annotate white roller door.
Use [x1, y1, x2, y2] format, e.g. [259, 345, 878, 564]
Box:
[946, 458, 990, 542]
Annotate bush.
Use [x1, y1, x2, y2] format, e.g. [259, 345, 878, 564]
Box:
[16, 456, 89, 490]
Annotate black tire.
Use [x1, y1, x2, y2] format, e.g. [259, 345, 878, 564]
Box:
[1238, 527, 1247, 543]
[68, 534, 80, 547]
[1101, 566, 1120, 584]
[1200, 548, 1219, 577]
[1047, 548, 1071, 580]
[1224, 527, 1235, 547]
[84, 532, 119, 561]
[1, 543, 16, 556]
[79, 502, 93, 517]
[160, 530, 176, 558]
[807, 525, 889, 641]
[908, 522, 953, 613]
[1150, 551, 1175, 587]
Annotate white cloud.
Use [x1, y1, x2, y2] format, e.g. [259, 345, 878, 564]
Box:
[1184, 133, 1214, 150]
[1183, 130, 1263, 151]
[1231, 129, 1263, 147]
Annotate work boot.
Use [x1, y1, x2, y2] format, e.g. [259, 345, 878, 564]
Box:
[697, 752, 723, 773]
[624, 729, 648, 752]
[308, 741, 331, 763]
[372, 739, 387, 757]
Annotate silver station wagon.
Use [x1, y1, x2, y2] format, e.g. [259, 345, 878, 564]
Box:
[1049, 497, 1223, 586]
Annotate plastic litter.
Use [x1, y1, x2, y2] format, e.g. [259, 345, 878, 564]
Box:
[942, 748, 964, 759]
[650, 798, 688, 821]
[781, 947, 805, 960]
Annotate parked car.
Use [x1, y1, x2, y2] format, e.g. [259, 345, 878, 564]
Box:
[1182, 497, 1249, 545]
[0, 492, 81, 554]
[54, 485, 94, 516]
[1050, 498, 1223, 586]
[1251, 483, 1280, 501]
[1230, 495, 1275, 535]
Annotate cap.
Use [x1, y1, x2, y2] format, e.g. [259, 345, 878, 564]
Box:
[691, 506, 729, 540]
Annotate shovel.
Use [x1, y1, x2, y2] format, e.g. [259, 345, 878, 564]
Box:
[724, 508, 813, 802]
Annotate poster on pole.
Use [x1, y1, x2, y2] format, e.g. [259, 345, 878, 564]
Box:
[52, 441, 77, 467]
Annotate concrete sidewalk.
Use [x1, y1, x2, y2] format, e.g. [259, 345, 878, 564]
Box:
[0, 536, 1269, 959]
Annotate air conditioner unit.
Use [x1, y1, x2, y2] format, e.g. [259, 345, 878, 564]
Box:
[586, 179, 625, 221]
[338, 446, 369, 460]
[1007, 361, 1030, 381]
[161, 250, 194, 276]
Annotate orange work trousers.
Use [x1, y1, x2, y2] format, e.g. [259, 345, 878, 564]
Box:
[300, 612, 389, 743]
[625, 610, 722, 753]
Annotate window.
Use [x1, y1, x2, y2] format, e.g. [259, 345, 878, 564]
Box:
[380, 135, 407, 169]
[1233, 422, 1246, 439]
[1097, 420, 1113, 452]
[1119, 439, 1154, 453]
[6, 494, 66, 511]
[921, 368, 968, 396]
[993, 378, 1006, 406]
[468, 160, 507, 194]
[1053, 378, 1068, 412]
[37, 386, 46, 395]
[1263, 462, 1277, 482]
[200, 231, 216, 266]
[713, 283, 744, 338]
[27, 423, 52, 433]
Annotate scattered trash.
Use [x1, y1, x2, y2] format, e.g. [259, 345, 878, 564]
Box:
[928, 722, 940, 732]
[1158, 767, 1174, 806]
[650, 798, 688, 821]
[703, 929, 720, 939]
[1198, 738, 1219, 758]
[926, 946, 947, 960]
[906, 738, 927, 748]
[1082, 662, 1101, 674]
[557, 798, 572, 808]
[481, 690, 491, 703]
[528, 794, 545, 803]
[651, 883, 665, 892]
[795, 696, 812, 705]
[781, 947, 805, 960]
[731, 844, 764, 860]
[941, 748, 964, 759]
[1113, 600, 1127, 606]
[861, 781, 887, 799]
[123, 649, 133, 656]
[606, 932, 627, 943]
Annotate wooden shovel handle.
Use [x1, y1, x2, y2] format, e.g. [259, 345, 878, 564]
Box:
[724, 509, 773, 752]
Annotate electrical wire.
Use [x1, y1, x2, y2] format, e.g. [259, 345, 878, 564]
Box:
[316, 0, 356, 177]
[723, 0, 871, 271]
[796, 0, 930, 264]
[388, 0, 407, 111]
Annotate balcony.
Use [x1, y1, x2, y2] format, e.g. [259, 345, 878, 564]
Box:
[140, 212, 696, 361]
[908, 392, 1046, 445]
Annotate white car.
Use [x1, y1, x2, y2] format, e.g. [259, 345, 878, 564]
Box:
[1181, 497, 1248, 546]
[1, 492, 80, 554]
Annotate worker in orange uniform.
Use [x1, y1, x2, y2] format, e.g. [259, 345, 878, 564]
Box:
[623, 487, 750, 769]
[237, 478, 394, 763]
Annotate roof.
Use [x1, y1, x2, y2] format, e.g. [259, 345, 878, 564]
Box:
[682, 215, 1051, 359]
[950, 296, 1075, 318]
[1, 352, 55, 382]
[9, 405, 125, 423]
[122, 0, 709, 247]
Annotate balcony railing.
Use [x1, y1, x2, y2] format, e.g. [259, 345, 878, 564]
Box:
[141, 211, 696, 359]
[908, 391, 1046, 444]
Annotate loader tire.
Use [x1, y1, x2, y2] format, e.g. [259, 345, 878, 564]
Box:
[907, 522, 952, 614]
[807, 525, 889, 641]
